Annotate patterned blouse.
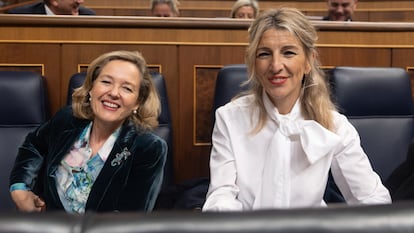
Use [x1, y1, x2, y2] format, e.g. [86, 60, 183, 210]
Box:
[55, 122, 120, 214]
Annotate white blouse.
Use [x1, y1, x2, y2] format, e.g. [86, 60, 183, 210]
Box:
[202, 93, 391, 211]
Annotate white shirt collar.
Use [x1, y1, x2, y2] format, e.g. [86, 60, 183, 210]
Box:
[44, 4, 55, 15]
[262, 91, 301, 123]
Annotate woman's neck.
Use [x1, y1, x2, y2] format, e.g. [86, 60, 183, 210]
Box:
[89, 121, 120, 156]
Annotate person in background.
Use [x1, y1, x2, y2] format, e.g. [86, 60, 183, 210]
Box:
[7, 0, 95, 15]
[202, 7, 390, 211]
[230, 0, 259, 19]
[150, 0, 179, 17]
[323, 0, 358, 21]
[9, 50, 167, 213]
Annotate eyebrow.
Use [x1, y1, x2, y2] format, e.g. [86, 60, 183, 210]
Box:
[331, 2, 351, 6]
[256, 44, 300, 51]
[282, 45, 300, 50]
[98, 75, 138, 87]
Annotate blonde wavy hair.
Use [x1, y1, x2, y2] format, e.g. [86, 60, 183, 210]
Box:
[230, 0, 259, 18]
[150, 0, 180, 16]
[245, 7, 336, 133]
[71, 50, 160, 130]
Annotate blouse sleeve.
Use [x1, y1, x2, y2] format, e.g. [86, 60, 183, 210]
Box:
[202, 108, 243, 211]
[330, 113, 391, 204]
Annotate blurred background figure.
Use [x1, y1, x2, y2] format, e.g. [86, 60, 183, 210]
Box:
[323, 0, 358, 21]
[230, 0, 259, 19]
[150, 0, 179, 17]
[7, 0, 95, 15]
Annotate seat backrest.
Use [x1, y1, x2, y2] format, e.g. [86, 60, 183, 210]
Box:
[66, 71, 174, 188]
[212, 64, 249, 124]
[330, 66, 414, 182]
[0, 71, 49, 211]
[151, 72, 174, 188]
[66, 72, 87, 106]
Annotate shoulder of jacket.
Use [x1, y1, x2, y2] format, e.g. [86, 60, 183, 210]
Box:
[79, 7, 96, 15]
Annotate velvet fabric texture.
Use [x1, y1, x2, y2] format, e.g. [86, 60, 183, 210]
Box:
[10, 106, 167, 213]
[386, 139, 414, 201]
[7, 2, 96, 15]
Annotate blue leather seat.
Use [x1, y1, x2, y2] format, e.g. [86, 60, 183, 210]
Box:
[212, 64, 250, 125]
[66, 71, 174, 189]
[66, 72, 87, 106]
[0, 71, 49, 211]
[213, 64, 249, 113]
[330, 66, 414, 182]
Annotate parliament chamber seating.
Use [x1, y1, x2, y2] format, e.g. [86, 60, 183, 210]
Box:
[0, 71, 49, 211]
[329, 66, 414, 183]
[2, 67, 414, 232]
[212, 64, 249, 124]
[66, 71, 175, 192]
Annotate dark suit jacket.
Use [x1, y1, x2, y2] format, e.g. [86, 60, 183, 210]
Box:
[9, 106, 167, 212]
[322, 16, 352, 21]
[386, 138, 414, 201]
[8, 2, 96, 15]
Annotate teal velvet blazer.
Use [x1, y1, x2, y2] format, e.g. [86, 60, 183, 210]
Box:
[10, 106, 167, 212]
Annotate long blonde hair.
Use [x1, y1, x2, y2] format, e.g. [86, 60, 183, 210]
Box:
[245, 7, 336, 133]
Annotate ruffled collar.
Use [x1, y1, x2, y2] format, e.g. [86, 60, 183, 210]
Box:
[261, 90, 342, 164]
[254, 91, 344, 209]
[262, 91, 302, 124]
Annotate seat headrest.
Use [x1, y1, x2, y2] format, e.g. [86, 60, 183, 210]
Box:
[213, 64, 249, 112]
[330, 67, 414, 116]
[66, 72, 87, 106]
[150, 71, 171, 126]
[0, 71, 48, 125]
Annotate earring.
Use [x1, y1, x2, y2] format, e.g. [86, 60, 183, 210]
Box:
[89, 97, 92, 102]
[133, 109, 137, 115]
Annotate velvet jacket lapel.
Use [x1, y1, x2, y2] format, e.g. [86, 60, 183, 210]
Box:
[22, 106, 163, 212]
[44, 108, 138, 211]
[45, 113, 88, 209]
[85, 122, 137, 211]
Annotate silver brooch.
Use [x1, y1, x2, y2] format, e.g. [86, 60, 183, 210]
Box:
[111, 147, 131, 166]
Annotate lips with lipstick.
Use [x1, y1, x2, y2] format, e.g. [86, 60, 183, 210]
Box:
[102, 100, 120, 110]
[269, 75, 288, 85]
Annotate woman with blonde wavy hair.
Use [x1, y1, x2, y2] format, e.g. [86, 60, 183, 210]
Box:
[230, 0, 259, 19]
[10, 50, 167, 214]
[203, 8, 390, 211]
[150, 0, 179, 17]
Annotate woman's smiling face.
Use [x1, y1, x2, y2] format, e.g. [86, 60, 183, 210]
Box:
[89, 59, 141, 128]
[255, 28, 311, 113]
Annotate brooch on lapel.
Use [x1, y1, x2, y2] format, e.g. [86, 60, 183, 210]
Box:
[111, 147, 131, 167]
